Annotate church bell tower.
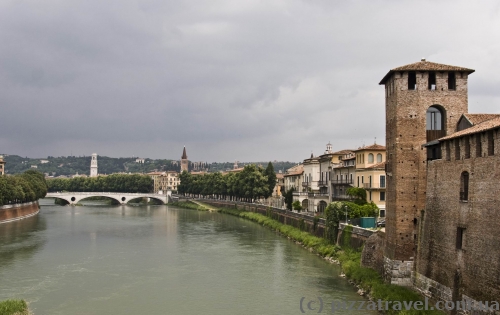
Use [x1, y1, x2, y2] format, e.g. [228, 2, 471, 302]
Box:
[181, 146, 188, 172]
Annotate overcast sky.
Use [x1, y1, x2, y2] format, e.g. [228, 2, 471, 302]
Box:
[1, 0, 499, 162]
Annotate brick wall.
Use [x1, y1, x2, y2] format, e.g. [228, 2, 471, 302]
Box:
[416, 142, 500, 303]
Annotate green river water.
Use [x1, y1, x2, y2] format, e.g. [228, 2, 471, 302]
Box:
[0, 199, 375, 314]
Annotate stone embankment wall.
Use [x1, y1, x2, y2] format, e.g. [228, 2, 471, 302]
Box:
[199, 199, 326, 237]
[196, 200, 378, 249]
[337, 223, 377, 250]
[0, 201, 40, 224]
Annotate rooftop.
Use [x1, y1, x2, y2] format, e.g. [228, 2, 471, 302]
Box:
[440, 116, 500, 141]
[379, 60, 474, 84]
[462, 113, 500, 125]
[354, 144, 386, 151]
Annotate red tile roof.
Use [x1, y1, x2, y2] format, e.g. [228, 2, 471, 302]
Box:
[380, 60, 474, 84]
[462, 113, 500, 125]
[354, 144, 386, 151]
[440, 116, 500, 141]
[365, 161, 386, 169]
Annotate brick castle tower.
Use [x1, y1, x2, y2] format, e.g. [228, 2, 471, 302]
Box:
[181, 146, 188, 172]
[380, 59, 474, 284]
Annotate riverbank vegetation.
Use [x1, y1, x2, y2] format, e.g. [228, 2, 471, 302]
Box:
[46, 174, 152, 193]
[170, 201, 211, 211]
[178, 163, 276, 202]
[0, 170, 47, 206]
[196, 202, 442, 315]
[0, 299, 30, 315]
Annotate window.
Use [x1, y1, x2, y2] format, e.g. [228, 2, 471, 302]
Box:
[488, 131, 495, 156]
[368, 153, 374, 163]
[376, 153, 382, 163]
[445, 141, 451, 161]
[380, 191, 386, 201]
[455, 139, 461, 160]
[426, 107, 443, 130]
[448, 72, 456, 90]
[369, 191, 372, 201]
[456, 227, 465, 250]
[460, 171, 469, 201]
[361, 176, 364, 184]
[464, 136, 470, 159]
[379, 209, 386, 217]
[428, 71, 436, 90]
[408, 72, 416, 90]
[380, 175, 386, 188]
[476, 134, 482, 157]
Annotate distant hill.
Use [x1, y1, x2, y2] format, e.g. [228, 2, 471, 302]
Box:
[1, 154, 298, 176]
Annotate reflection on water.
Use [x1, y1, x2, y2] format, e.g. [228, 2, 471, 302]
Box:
[0, 201, 375, 315]
[0, 214, 47, 269]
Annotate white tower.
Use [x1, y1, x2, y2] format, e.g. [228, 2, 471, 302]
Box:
[90, 153, 98, 177]
[325, 142, 333, 154]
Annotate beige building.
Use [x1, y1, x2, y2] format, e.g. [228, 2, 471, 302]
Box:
[0, 156, 5, 175]
[148, 171, 180, 193]
[353, 144, 386, 216]
[331, 150, 356, 201]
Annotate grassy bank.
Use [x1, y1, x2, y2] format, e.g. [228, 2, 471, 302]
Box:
[215, 205, 443, 315]
[0, 299, 30, 315]
[170, 201, 211, 211]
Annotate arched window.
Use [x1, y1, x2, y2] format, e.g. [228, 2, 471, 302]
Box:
[427, 107, 443, 130]
[376, 153, 382, 163]
[368, 153, 374, 163]
[318, 201, 327, 213]
[427, 106, 446, 142]
[460, 171, 469, 201]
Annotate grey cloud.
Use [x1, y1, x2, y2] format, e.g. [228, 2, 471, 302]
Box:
[1, 0, 500, 162]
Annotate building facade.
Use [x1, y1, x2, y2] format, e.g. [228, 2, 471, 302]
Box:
[0, 156, 5, 175]
[379, 59, 500, 305]
[380, 59, 474, 286]
[148, 171, 180, 193]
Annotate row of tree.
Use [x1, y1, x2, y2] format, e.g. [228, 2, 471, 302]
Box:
[0, 170, 48, 206]
[46, 174, 153, 193]
[178, 163, 277, 202]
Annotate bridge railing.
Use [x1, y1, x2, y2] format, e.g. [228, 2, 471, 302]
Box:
[47, 192, 167, 196]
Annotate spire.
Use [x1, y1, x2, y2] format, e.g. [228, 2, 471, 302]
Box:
[182, 146, 187, 159]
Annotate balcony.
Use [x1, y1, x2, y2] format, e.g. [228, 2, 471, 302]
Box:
[302, 182, 310, 187]
[308, 192, 329, 198]
[331, 179, 353, 185]
[426, 129, 446, 142]
[363, 183, 386, 189]
[331, 195, 352, 201]
[292, 192, 308, 196]
[317, 180, 328, 187]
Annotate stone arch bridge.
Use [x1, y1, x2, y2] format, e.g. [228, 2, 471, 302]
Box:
[46, 192, 171, 205]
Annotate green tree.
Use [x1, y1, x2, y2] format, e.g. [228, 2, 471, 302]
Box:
[346, 187, 367, 204]
[283, 187, 294, 210]
[292, 200, 302, 212]
[264, 162, 277, 198]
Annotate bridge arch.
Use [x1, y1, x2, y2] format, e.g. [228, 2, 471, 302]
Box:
[46, 192, 169, 206]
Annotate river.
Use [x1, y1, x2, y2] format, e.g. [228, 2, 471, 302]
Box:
[0, 199, 375, 314]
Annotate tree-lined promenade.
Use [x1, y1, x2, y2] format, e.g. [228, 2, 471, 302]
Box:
[0, 170, 47, 206]
[178, 163, 277, 202]
[46, 174, 153, 193]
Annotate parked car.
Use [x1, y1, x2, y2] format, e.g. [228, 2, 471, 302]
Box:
[377, 219, 386, 227]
